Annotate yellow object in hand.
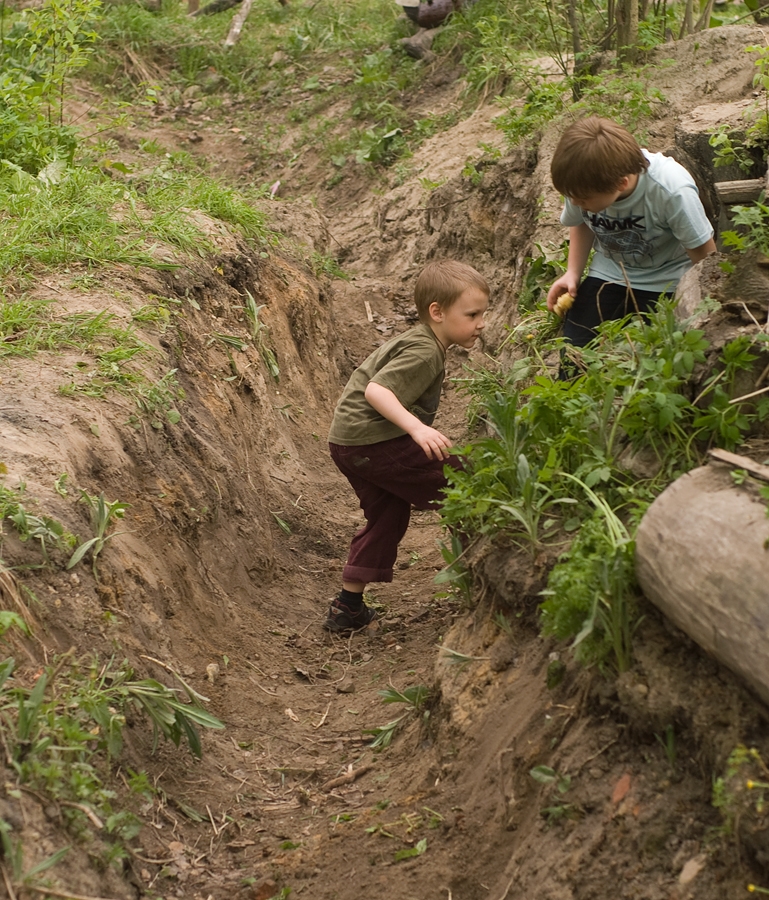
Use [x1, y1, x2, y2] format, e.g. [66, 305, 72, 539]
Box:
[553, 292, 574, 317]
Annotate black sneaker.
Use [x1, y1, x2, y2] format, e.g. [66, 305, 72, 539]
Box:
[323, 596, 377, 633]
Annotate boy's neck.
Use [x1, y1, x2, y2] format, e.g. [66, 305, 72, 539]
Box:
[618, 172, 639, 199]
[426, 321, 450, 352]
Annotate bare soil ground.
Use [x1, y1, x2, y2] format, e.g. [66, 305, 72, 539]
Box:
[2, 21, 769, 900]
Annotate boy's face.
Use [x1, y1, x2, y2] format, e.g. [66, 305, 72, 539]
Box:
[567, 175, 635, 213]
[430, 286, 489, 350]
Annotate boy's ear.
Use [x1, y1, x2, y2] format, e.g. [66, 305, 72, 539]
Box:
[428, 301, 443, 323]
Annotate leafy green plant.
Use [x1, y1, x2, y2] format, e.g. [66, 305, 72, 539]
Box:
[394, 837, 427, 862]
[709, 46, 769, 175]
[494, 610, 513, 639]
[495, 66, 665, 149]
[530, 764, 571, 793]
[353, 126, 405, 166]
[266, 888, 292, 900]
[0, 818, 71, 897]
[67, 491, 128, 578]
[131, 370, 184, 429]
[0, 478, 75, 565]
[720, 194, 769, 256]
[437, 645, 490, 672]
[0, 0, 100, 174]
[434, 532, 472, 604]
[243, 289, 280, 382]
[540, 482, 638, 673]
[363, 684, 429, 750]
[517, 241, 570, 313]
[442, 298, 764, 673]
[0, 652, 223, 883]
[529, 764, 578, 824]
[713, 745, 769, 837]
[655, 724, 677, 770]
[709, 126, 759, 175]
[309, 251, 347, 280]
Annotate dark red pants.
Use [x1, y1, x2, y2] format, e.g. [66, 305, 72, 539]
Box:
[330, 435, 460, 584]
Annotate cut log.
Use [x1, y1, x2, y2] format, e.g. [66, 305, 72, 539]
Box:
[714, 179, 765, 204]
[636, 463, 769, 705]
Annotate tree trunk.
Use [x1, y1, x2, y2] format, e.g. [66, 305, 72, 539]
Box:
[617, 0, 638, 63]
[678, 0, 694, 37]
[567, 0, 582, 58]
[694, 0, 716, 31]
[636, 460, 769, 707]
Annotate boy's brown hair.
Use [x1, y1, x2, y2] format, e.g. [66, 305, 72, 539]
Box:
[551, 116, 649, 198]
[414, 259, 489, 323]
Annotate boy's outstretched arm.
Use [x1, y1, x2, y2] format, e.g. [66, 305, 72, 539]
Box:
[364, 382, 452, 460]
[547, 223, 595, 311]
[685, 237, 717, 264]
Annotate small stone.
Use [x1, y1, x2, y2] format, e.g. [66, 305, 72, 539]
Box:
[490, 640, 516, 673]
[206, 663, 220, 683]
[679, 854, 706, 884]
[336, 678, 355, 694]
[251, 878, 278, 900]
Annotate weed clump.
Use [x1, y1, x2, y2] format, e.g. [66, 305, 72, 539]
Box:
[442, 299, 769, 672]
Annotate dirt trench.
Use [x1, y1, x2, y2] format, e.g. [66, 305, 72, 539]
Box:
[3, 20, 769, 900]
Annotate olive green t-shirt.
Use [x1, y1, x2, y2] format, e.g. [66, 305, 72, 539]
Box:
[328, 324, 445, 446]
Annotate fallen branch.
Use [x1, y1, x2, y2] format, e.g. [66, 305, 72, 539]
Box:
[248, 674, 278, 696]
[58, 801, 104, 830]
[708, 448, 769, 483]
[727, 384, 769, 406]
[224, 0, 254, 45]
[0, 863, 18, 900]
[321, 764, 373, 792]
[23, 886, 122, 900]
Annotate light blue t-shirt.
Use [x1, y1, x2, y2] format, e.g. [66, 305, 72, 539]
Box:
[561, 151, 714, 293]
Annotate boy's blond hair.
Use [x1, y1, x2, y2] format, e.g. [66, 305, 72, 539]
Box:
[414, 260, 489, 323]
[551, 117, 648, 198]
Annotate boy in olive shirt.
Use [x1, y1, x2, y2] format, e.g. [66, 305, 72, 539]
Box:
[326, 259, 489, 633]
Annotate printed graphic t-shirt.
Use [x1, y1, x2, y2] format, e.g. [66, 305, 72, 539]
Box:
[561, 151, 714, 293]
[328, 323, 445, 446]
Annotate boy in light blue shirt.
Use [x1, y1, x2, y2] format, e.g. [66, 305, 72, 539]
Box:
[546, 116, 716, 347]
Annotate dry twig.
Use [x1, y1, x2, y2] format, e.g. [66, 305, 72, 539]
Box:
[0, 863, 18, 900]
[23, 887, 122, 900]
[321, 763, 373, 792]
[314, 703, 330, 729]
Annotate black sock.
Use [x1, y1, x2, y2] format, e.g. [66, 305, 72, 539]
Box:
[339, 588, 364, 609]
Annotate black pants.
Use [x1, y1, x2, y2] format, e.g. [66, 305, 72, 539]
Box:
[562, 276, 672, 348]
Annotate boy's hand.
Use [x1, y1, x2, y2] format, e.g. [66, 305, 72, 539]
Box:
[365, 382, 454, 459]
[546, 276, 577, 312]
[409, 424, 453, 460]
